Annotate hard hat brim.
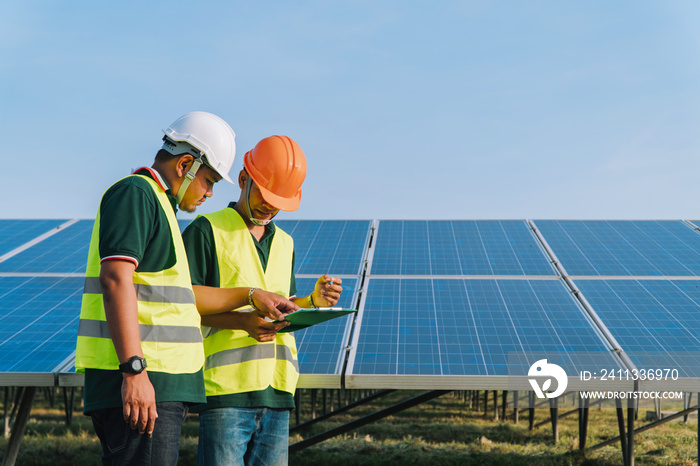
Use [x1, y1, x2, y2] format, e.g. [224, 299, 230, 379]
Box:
[258, 184, 301, 212]
[218, 171, 234, 184]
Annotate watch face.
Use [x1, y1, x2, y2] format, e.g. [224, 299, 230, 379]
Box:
[131, 359, 144, 372]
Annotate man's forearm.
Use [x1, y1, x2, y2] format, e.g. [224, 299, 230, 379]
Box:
[201, 310, 248, 329]
[193, 285, 251, 316]
[101, 261, 143, 362]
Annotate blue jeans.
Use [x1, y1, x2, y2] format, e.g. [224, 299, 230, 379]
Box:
[90, 402, 188, 466]
[197, 407, 289, 466]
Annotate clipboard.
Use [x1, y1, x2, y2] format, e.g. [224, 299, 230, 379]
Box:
[275, 307, 357, 333]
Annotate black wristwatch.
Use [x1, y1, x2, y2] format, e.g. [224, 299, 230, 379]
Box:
[119, 356, 147, 374]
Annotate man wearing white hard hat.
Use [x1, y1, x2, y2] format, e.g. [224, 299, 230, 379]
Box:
[75, 113, 298, 466]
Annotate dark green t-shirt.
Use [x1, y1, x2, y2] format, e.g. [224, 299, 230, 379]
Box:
[83, 167, 206, 413]
[182, 203, 297, 410]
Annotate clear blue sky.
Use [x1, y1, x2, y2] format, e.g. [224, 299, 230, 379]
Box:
[3, 1, 699, 221]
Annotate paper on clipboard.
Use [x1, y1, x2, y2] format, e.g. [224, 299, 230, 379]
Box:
[274, 307, 357, 333]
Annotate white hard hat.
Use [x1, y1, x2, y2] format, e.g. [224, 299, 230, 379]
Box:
[162, 111, 236, 184]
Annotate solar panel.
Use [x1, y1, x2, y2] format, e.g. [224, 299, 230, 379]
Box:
[535, 220, 700, 276]
[575, 279, 700, 378]
[0, 220, 66, 256]
[370, 220, 556, 276]
[346, 278, 621, 389]
[275, 220, 371, 276]
[0, 276, 83, 383]
[293, 277, 358, 388]
[0, 221, 93, 274]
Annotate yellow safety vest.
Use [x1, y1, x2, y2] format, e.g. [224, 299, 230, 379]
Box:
[201, 208, 298, 396]
[75, 175, 204, 375]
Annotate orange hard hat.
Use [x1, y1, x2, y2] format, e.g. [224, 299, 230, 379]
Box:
[243, 135, 307, 211]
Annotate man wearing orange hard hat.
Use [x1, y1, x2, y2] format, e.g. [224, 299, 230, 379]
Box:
[182, 135, 344, 465]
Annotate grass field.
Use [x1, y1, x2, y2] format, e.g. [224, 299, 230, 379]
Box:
[0, 388, 697, 465]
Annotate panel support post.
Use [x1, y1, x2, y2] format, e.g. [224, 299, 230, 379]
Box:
[3, 388, 9, 438]
[294, 390, 301, 425]
[311, 389, 317, 420]
[62, 387, 75, 426]
[627, 396, 635, 466]
[615, 398, 628, 466]
[513, 391, 519, 424]
[493, 391, 498, 420]
[1, 386, 36, 466]
[549, 397, 559, 443]
[501, 391, 508, 421]
[578, 393, 590, 450]
[528, 392, 535, 431]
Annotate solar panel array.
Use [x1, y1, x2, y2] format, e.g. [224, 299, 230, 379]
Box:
[346, 220, 623, 390]
[533, 220, 700, 391]
[3, 218, 700, 391]
[348, 278, 617, 379]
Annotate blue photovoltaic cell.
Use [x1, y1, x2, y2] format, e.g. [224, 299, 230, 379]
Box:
[0, 220, 66, 256]
[370, 220, 556, 276]
[350, 279, 618, 377]
[0, 221, 94, 274]
[535, 220, 700, 276]
[293, 277, 357, 375]
[274, 220, 371, 276]
[575, 280, 700, 377]
[0, 276, 83, 373]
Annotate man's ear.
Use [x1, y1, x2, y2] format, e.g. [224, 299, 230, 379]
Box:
[237, 169, 247, 190]
[175, 154, 195, 178]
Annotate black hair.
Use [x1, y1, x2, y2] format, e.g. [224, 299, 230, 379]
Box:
[154, 149, 181, 163]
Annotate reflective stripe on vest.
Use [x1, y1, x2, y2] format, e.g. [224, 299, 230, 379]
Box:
[202, 208, 298, 395]
[78, 319, 203, 343]
[74, 174, 204, 375]
[205, 343, 299, 372]
[82, 277, 196, 304]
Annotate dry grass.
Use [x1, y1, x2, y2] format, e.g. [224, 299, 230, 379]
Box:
[0, 389, 697, 465]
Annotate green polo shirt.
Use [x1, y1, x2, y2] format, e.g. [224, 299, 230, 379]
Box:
[83, 167, 206, 413]
[182, 203, 297, 410]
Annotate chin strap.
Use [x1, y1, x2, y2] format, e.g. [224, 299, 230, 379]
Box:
[244, 176, 274, 226]
[175, 158, 203, 204]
